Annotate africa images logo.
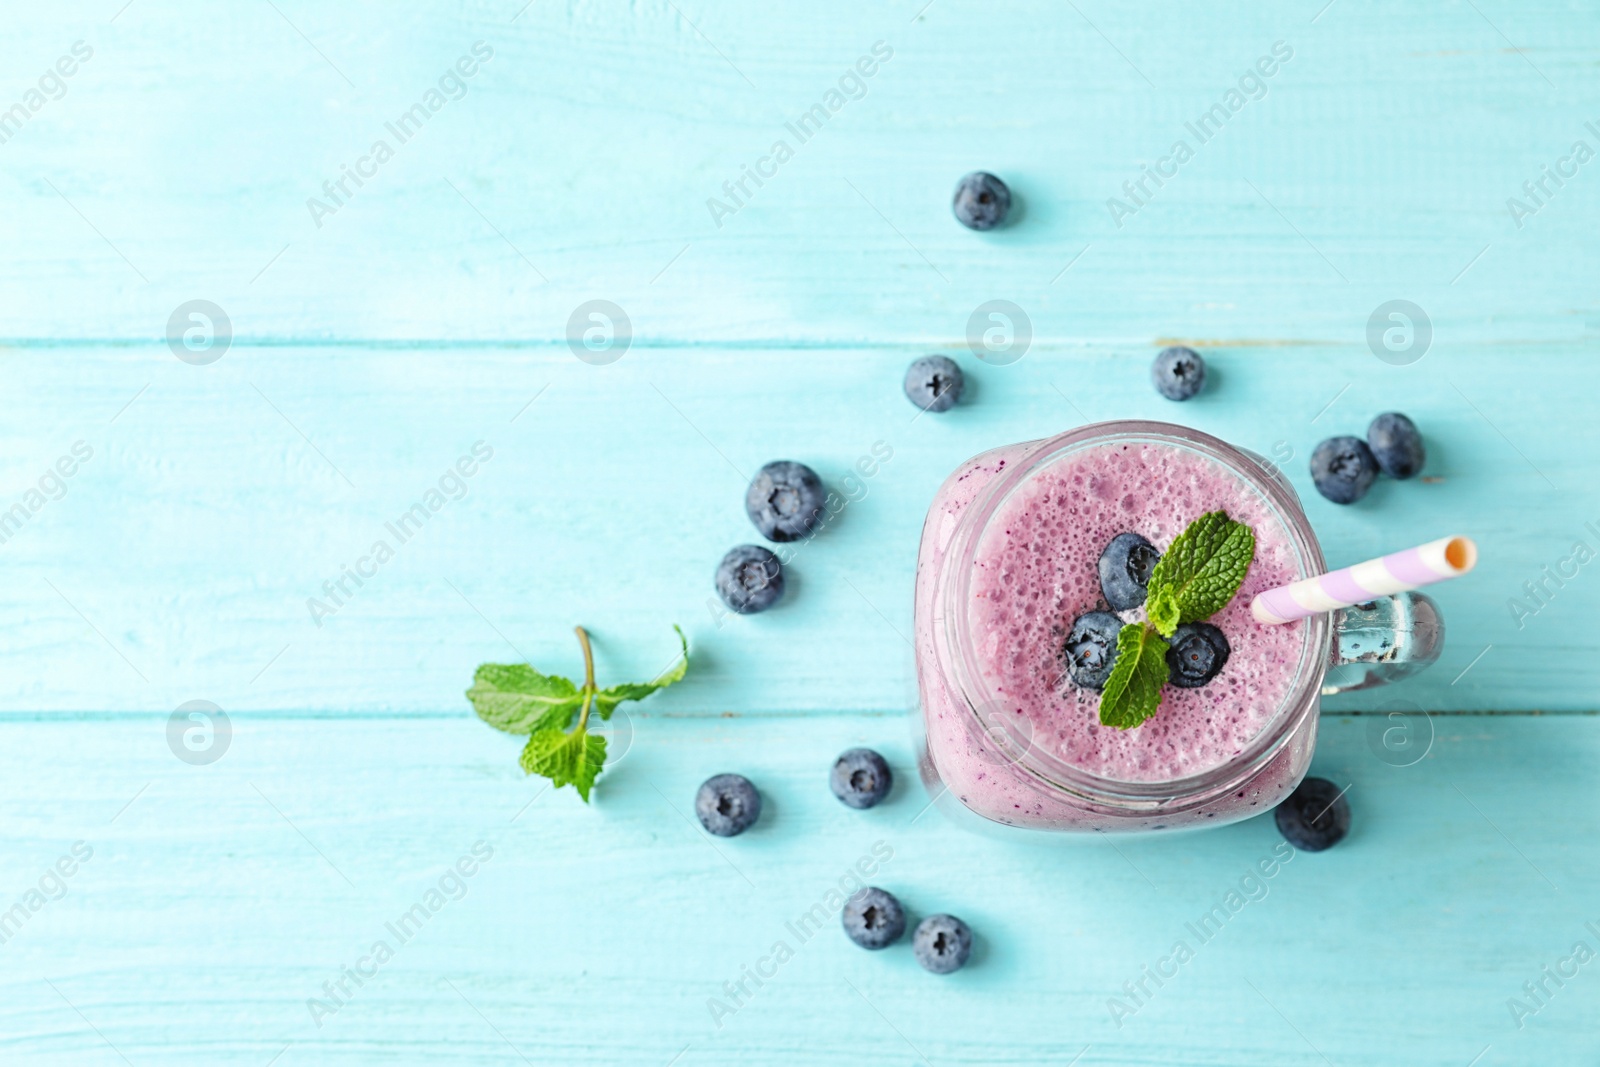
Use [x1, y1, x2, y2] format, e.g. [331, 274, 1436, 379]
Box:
[0, 40, 93, 148]
[705, 41, 893, 229]
[1105, 41, 1293, 228]
[305, 42, 496, 229]
[306, 442, 494, 627]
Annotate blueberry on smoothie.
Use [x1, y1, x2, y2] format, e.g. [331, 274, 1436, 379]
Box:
[1367, 412, 1426, 480]
[913, 914, 973, 975]
[1164, 622, 1230, 688]
[1310, 435, 1379, 505]
[842, 887, 906, 949]
[904, 355, 964, 413]
[830, 748, 893, 809]
[695, 773, 762, 837]
[1274, 776, 1351, 852]
[746, 460, 826, 542]
[1064, 611, 1123, 690]
[952, 171, 1011, 231]
[1098, 532, 1161, 610]
[715, 545, 784, 614]
[1151, 346, 1206, 401]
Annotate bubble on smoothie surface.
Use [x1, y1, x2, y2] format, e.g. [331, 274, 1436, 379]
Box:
[966, 443, 1304, 782]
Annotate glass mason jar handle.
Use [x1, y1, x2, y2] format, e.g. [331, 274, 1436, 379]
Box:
[1322, 591, 1444, 695]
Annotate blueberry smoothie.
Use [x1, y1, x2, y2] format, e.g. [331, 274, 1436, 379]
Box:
[914, 424, 1324, 833]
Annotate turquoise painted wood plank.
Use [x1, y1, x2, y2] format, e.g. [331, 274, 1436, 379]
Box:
[1, 2, 1598, 343]
[1, 346, 1589, 714]
[0, 713, 1594, 1065]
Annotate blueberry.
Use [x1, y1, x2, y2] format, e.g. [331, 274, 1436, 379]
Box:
[952, 172, 1011, 231]
[1310, 436, 1379, 504]
[695, 773, 762, 837]
[830, 748, 893, 809]
[715, 545, 784, 614]
[1151, 346, 1206, 401]
[1367, 412, 1426, 480]
[1064, 611, 1123, 690]
[746, 461, 825, 542]
[841, 887, 906, 949]
[1274, 776, 1351, 852]
[904, 355, 964, 413]
[913, 914, 973, 975]
[1098, 532, 1160, 610]
[1164, 622, 1230, 688]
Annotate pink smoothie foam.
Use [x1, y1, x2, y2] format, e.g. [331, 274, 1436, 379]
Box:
[915, 433, 1316, 831]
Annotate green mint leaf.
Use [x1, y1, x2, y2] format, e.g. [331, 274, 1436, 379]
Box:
[466, 665, 583, 735]
[521, 726, 607, 802]
[1099, 624, 1170, 730]
[1145, 510, 1256, 635]
[1146, 586, 1180, 637]
[471, 625, 691, 804]
[592, 625, 689, 720]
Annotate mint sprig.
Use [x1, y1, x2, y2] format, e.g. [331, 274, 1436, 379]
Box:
[1098, 624, 1170, 729]
[1097, 510, 1255, 730]
[467, 625, 688, 801]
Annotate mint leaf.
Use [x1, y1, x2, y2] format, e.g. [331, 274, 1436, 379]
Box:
[1145, 510, 1256, 636]
[521, 727, 607, 801]
[469, 625, 689, 804]
[1146, 586, 1180, 637]
[1099, 624, 1170, 730]
[592, 625, 689, 720]
[466, 665, 582, 735]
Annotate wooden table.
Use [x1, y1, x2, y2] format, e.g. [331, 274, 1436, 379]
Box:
[2, 2, 1596, 1063]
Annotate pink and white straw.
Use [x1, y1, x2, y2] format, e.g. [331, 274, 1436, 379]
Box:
[1251, 536, 1478, 625]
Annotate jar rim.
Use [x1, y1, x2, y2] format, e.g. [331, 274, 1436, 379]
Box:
[938, 420, 1329, 809]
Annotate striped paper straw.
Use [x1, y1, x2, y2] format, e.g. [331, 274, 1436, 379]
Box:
[1251, 536, 1478, 625]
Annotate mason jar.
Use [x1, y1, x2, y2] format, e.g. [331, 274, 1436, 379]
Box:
[913, 420, 1442, 835]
